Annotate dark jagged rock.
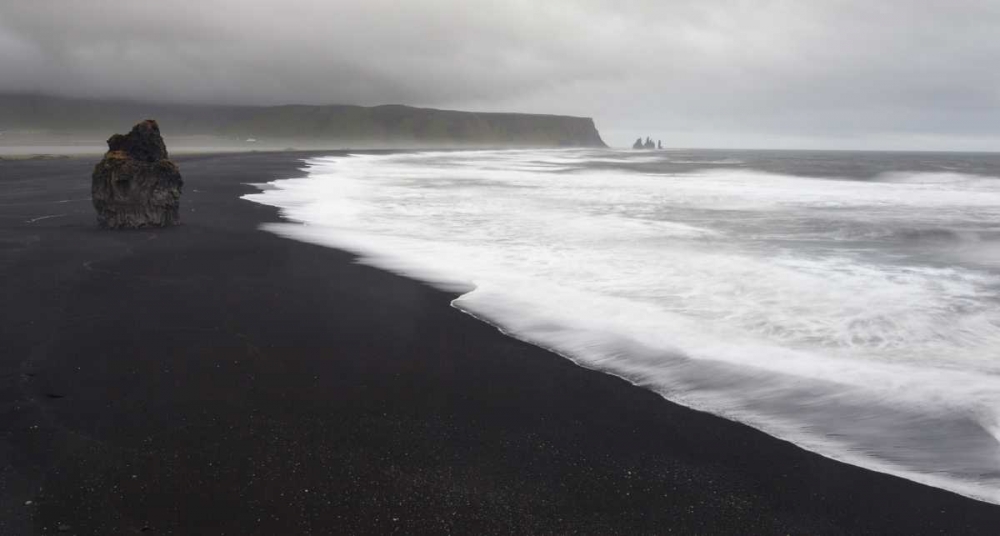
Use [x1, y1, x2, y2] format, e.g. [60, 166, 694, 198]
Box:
[633, 136, 663, 150]
[106, 122, 168, 162]
[91, 120, 183, 228]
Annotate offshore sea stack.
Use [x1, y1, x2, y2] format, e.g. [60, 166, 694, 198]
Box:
[92, 120, 183, 228]
[632, 137, 659, 150]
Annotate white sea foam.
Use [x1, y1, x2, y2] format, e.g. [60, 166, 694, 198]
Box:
[244, 149, 1000, 504]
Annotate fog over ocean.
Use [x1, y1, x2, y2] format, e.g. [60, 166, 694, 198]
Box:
[245, 149, 1000, 504]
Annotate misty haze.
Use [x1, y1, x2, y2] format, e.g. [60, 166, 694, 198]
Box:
[3, 2, 1000, 535]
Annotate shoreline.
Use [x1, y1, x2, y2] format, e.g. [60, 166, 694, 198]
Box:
[3, 152, 1000, 534]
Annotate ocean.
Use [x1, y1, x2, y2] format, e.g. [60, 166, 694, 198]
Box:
[244, 148, 1000, 505]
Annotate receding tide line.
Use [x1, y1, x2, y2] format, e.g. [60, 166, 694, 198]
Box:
[450, 293, 1000, 504]
[250, 219, 1000, 507]
[25, 214, 67, 223]
[242, 150, 1000, 507]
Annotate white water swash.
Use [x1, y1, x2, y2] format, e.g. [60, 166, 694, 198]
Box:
[244, 149, 1000, 504]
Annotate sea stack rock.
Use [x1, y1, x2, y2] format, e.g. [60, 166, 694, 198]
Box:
[633, 136, 660, 150]
[91, 120, 183, 228]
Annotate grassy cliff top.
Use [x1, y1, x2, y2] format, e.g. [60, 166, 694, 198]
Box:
[0, 94, 606, 148]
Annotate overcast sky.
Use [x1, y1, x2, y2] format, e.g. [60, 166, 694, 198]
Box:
[2, 0, 1000, 149]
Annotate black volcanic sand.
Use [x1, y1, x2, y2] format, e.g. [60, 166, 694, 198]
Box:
[2, 152, 1000, 535]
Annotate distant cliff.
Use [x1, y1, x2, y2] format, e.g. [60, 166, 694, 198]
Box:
[0, 94, 606, 148]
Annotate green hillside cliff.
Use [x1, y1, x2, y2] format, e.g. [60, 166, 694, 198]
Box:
[0, 94, 606, 148]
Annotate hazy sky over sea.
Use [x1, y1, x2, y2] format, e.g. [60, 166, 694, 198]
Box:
[1, 0, 999, 149]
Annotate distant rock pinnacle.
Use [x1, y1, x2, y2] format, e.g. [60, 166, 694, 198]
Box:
[633, 136, 659, 150]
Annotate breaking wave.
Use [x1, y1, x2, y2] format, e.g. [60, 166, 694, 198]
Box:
[244, 149, 1000, 505]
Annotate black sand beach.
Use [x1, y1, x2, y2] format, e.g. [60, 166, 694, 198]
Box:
[3, 152, 1000, 535]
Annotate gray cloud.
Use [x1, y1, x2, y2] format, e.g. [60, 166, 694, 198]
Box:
[2, 0, 1000, 149]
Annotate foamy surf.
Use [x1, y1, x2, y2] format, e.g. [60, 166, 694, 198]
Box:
[244, 149, 1000, 505]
